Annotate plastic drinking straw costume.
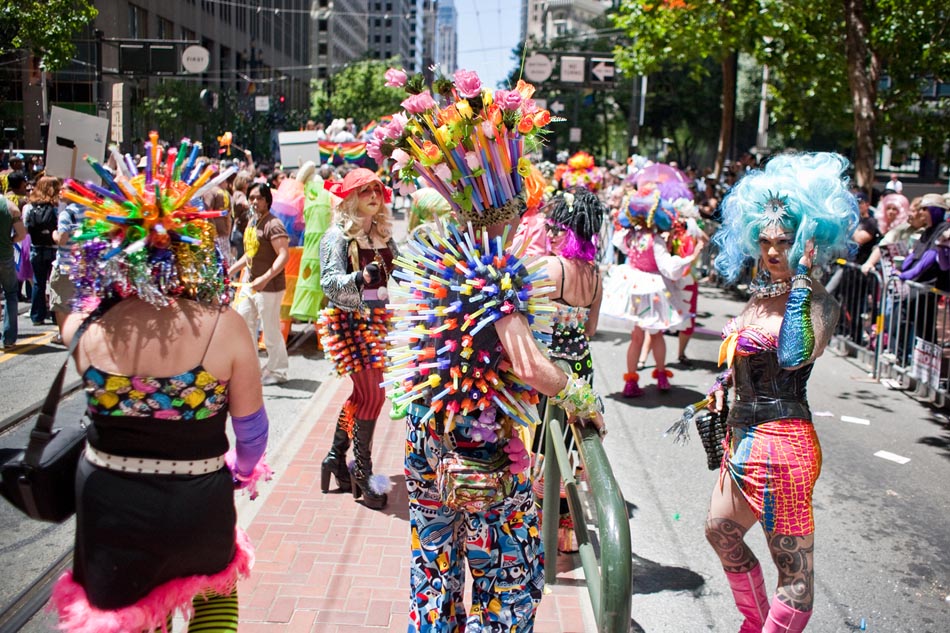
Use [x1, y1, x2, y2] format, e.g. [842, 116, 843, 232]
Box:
[290, 162, 334, 322]
[601, 163, 698, 396]
[531, 187, 605, 553]
[317, 167, 398, 509]
[706, 152, 857, 633]
[377, 67, 604, 632]
[51, 133, 271, 633]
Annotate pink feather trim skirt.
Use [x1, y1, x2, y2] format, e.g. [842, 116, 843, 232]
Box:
[51, 458, 255, 632]
[52, 529, 253, 633]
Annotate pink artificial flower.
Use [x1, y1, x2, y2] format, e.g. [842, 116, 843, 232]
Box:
[395, 179, 417, 196]
[384, 67, 408, 88]
[390, 112, 408, 135]
[480, 120, 496, 139]
[465, 151, 480, 171]
[433, 163, 452, 184]
[494, 90, 522, 112]
[453, 69, 483, 99]
[366, 137, 384, 162]
[402, 92, 437, 114]
[521, 98, 539, 115]
[391, 148, 412, 171]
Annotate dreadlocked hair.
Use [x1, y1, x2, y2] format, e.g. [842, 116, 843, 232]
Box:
[545, 187, 605, 262]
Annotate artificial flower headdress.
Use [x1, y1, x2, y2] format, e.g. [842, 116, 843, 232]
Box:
[560, 151, 604, 191]
[61, 131, 236, 308]
[369, 68, 554, 227]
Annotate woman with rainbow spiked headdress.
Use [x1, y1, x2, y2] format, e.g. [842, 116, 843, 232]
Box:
[51, 134, 271, 633]
[706, 152, 857, 633]
[376, 66, 604, 631]
[601, 163, 700, 395]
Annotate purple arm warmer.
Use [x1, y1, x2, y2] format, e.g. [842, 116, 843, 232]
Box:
[232, 405, 269, 477]
[899, 249, 937, 281]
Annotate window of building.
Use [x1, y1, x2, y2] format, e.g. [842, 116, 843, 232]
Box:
[318, 19, 328, 31]
[318, 42, 327, 55]
[157, 17, 173, 40]
[385, 35, 391, 43]
[201, 0, 214, 16]
[318, 66, 327, 79]
[128, 5, 147, 38]
[180, 27, 196, 41]
[237, 4, 247, 31]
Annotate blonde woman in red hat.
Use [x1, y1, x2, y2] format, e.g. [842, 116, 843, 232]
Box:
[317, 168, 398, 509]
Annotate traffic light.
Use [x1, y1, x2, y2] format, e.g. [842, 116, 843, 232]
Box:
[278, 94, 286, 107]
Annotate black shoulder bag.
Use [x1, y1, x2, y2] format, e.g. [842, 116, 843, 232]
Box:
[0, 308, 108, 522]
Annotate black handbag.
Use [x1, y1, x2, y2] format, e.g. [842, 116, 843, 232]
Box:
[0, 310, 105, 522]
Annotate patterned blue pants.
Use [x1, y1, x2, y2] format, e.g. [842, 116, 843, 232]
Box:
[405, 414, 544, 632]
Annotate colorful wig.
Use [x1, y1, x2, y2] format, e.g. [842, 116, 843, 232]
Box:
[875, 193, 910, 234]
[713, 152, 858, 282]
[545, 188, 605, 262]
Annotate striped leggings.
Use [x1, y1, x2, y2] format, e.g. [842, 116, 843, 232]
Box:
[154, 589, 238, 632]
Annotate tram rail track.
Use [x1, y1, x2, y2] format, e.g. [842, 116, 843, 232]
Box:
[0, 386, 84, 632]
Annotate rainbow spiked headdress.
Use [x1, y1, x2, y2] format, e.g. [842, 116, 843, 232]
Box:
[61, 131, 236, 308]
[369, 68, 554, 228]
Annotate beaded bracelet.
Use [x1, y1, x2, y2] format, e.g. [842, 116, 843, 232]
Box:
[551, 375, 603, 420]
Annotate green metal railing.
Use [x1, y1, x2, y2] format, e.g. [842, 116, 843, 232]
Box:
[540, 396, 631, 632]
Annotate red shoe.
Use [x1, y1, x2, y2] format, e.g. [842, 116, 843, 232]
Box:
[622, 372, 643, 398]
[653, 368, 673, 391]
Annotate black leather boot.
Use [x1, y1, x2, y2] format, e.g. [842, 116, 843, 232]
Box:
[320, 409, 352, 493]
[349, 418, 390, 509]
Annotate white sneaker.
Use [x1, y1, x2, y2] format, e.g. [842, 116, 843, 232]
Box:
[261, 372, 287, 386]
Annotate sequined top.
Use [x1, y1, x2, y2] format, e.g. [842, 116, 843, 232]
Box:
[548, 258, 598, 380]
[319, 225, 398, 311]
[83, 364, 231, 461]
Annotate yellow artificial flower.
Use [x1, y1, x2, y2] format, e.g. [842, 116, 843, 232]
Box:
[456, 99, 474, 119]
[517, 157, 532, 178]
[435, 125, 453, 147]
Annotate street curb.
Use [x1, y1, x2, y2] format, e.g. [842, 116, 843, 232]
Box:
[235, 374, 348, 530]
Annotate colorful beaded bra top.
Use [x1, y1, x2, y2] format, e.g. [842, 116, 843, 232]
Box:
[384, 222, 555, 433]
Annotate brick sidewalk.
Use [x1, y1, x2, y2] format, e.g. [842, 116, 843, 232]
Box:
[237, 379, 595, 632]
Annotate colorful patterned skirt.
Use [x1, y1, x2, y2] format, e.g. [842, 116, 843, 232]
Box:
[317, 306, 391, 376]
[721, 418, 822, 536]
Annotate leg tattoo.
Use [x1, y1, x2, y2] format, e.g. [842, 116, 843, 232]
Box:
[705, 516, 758, 573]
[767, 532, 815, 612]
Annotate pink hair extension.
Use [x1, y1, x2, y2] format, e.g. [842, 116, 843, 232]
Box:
[51, 529, 254, 633]
[557, 225, 598, 262]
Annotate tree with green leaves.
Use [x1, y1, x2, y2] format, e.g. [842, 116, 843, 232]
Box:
[612, 1, 761, 179]
[0, 0, 98, 71]
[311, 58, 407, 128]
[613, 1, 950, 190]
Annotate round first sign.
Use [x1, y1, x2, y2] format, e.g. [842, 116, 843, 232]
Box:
[523, 53, 553, 83]
[182, 45, 210, 74]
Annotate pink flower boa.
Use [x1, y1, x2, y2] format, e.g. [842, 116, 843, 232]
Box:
[51, 529, 254, 633]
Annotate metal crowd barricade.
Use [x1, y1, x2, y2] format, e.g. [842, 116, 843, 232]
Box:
[538, 385, 632, 633]
[829, 260, 884, 377]
[830, 259, 950, 405]
[876, 277, 950, 405]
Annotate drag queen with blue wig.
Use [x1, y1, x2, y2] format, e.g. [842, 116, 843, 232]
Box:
[601, 168, 699, 396]
[705, 152, 857, 633]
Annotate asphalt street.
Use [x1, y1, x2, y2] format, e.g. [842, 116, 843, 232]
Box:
[1, 266, 949, 632]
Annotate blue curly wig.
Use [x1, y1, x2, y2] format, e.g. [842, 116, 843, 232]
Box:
[713, 152, 859, 282]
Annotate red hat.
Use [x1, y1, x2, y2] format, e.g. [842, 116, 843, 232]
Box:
[324, 167, 392, 203]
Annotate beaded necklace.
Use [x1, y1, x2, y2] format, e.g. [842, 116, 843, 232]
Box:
[749, 271, 791, 299]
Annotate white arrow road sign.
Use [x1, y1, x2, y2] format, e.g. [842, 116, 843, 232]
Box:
[549, 101, 565, 114]
[590, 58, 615, 82]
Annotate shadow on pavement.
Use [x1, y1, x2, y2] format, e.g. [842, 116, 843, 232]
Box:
[631, 552, 705, 596]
